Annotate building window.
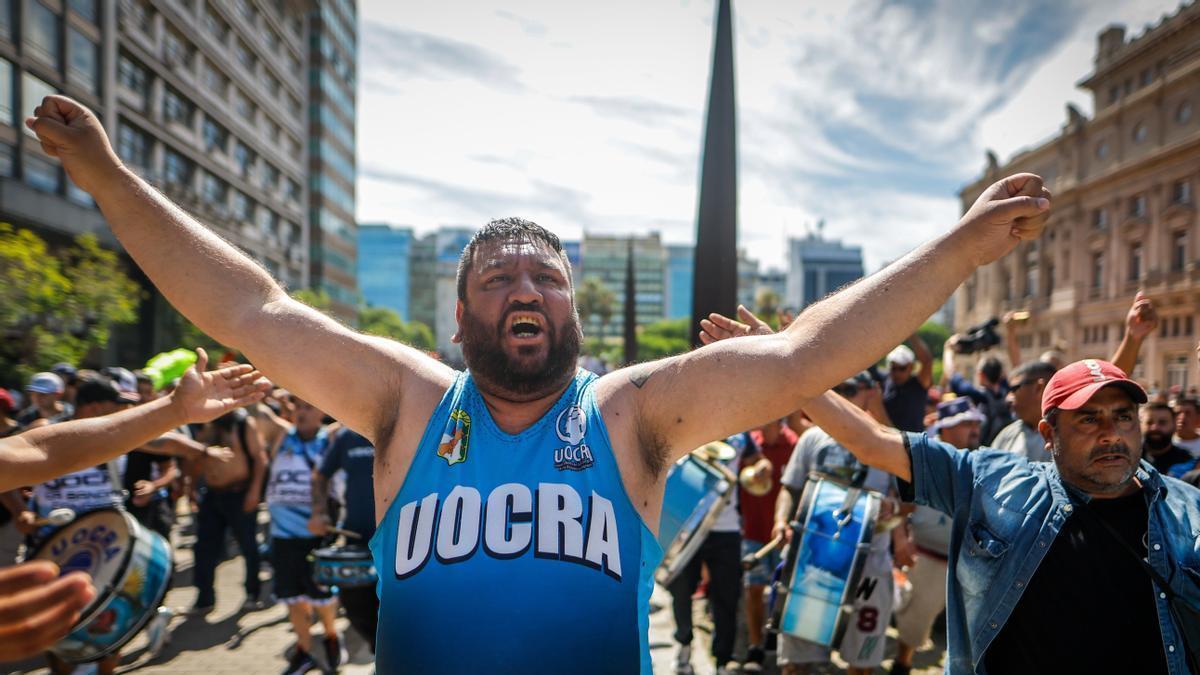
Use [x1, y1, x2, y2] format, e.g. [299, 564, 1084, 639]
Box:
[285, 178, 300, 204]
[1129, 243, 1142, 281]
[1045, 262, 1055, 296]
[1133, 122, 1148, 143]
[68, 0, 97, 22]
[1093, 208, 1108, 229]
[164, 148, 193, 186]
[1130, 194, 1147, 218]
[234, 0, 256, 25]
[235, 40, 256, 72]
[0, 142, 13, 176]
[1174, 231, 1189, 272]
[1096, 141, 1109, 159]
[0, 0, 11, 41]
[201, 171, 226, 205]
[118, 53, 150, 97]
[1139, 68, 1153, 87]
[163, 86, 194, 126]
[234, 141, 254, 177]
[261, 162, 279, 192]
[233, 190, 253, 221]
[204, 3, 228, 43]
[1179, 101, 1193, 125]
[68, 28, 99, 95]
[164, 28, 194, 71]
[0, 57, 11, 127]
[202, 116, 227, 153]
[263, 72, 280, 99]
[1108, 86, 1119, 104]
[1173, 180, 1191, 204]
[24, 153, 60, 192]
[121, 0, 151, 32]
[21, 73, 55, 138]
[116, 122, 151, 169]
[264, 27, 280, 55]
[234, 88, 255, 122]
[1092, 252, 1104, 290]
[25, 2, 61, 69]
[202, 60, 227, 97]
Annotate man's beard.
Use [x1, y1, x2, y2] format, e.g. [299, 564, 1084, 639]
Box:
[459, 303, 582, 401]
[1144, 430, 1172, 452]
[1052, 435, 1139, 494]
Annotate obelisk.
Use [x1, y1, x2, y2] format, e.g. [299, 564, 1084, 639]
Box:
[690, 0, 738, 347]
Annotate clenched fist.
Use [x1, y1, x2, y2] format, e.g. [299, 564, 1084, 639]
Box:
[25, 95, 124, 195]
[955, 173, 1052, 267]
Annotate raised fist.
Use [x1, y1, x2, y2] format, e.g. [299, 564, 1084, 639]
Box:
[24, 95, 122, 195]
[956, 173, 1052, 267]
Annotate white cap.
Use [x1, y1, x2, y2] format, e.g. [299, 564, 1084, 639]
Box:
[887, 345, 915, 367]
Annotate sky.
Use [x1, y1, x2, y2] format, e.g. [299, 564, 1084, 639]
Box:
[356, 0, 1186, 273]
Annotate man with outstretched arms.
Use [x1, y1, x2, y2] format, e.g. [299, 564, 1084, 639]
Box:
[27, 95, 1050, 673]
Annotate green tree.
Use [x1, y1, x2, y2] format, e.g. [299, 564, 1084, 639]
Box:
[918, 320, 951, 384]
[633, 317, 691, 360]
[359, 306, 435, 351]
[755, 287, 780, 320]
[0, 224, 141, 385]
[575, 276, 616, 346]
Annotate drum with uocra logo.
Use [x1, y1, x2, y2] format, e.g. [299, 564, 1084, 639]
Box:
[311, 545, 377, 589]
[773, 473, 881, 648]
[31, 509, 173, 663]
[655, 442, 738, 586]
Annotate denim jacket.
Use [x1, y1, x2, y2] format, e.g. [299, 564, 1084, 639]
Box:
[902, 432, 1200, 674]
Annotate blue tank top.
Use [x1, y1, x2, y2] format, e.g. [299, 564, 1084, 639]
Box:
[266, 428, 327, 538]
[371, 370, 662, 674]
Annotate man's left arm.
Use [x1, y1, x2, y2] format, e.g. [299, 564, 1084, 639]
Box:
[1111, 291, 1157, 375]
[911, 333, 934, 389]
[598, 174, 1051, 468]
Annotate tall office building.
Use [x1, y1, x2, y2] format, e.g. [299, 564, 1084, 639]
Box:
[306, 0, 357, 320]
[785, 232, 864, 310]
[736, 248, 759, 310]
[664, 244, 694, 320]
[579, 232, 665, 337]
[358, 222, 412, 320]
[0, 0, 315, 362]
[405, 226, 472, 361]
[957, 8, 1200, 388]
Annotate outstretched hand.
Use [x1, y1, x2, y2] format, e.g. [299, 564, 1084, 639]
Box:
[698, 305, 776, 345]
[956, 173, 1052, 267]
[169, 348, 271, 424]
[25, 95, 122, 195]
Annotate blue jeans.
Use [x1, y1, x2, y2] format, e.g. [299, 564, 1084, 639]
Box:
[193, 487, 260, 607]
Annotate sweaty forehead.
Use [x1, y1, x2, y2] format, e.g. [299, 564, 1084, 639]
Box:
[471, 239, 563, 274]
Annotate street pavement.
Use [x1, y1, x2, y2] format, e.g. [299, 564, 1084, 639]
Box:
[3, 513, 946, 674]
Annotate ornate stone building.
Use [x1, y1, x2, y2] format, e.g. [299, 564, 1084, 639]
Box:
[956, 6, 1200, 391]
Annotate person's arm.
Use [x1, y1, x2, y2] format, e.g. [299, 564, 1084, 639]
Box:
[941, 334, 960, 389]
[910, 333, 933, 389]
[1003, 311, 1023, 368]
[242, 417, 268, 513]
[1111, 291, 1158, 376]
[142, 431, 232, 463]
[860, 376, 894, 427]
[309, 430, 342, 535]
[595, 173, 1051, 471]
[25, 96, 455, 445]
[132, 459, 178, 507]
[0, 351, 267, 491]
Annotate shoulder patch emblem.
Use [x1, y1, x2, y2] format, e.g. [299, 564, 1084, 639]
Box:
[438, 409, 471, 466]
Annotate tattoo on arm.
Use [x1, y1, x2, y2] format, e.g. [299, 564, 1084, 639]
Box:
[628, 365, 657, 389]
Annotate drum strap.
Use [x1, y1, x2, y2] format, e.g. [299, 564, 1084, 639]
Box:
[105, 459, 129, 502]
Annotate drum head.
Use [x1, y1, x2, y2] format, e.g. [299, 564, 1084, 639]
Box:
[314, 545, 370, 560]
[693, 441, 736, 462]
[33, 509, 131, 592]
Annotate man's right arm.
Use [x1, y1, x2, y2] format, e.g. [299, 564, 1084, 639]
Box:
[26, 96, 455, 444]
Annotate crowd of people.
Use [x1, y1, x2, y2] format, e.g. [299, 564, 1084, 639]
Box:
[0, 93, 1197, 675]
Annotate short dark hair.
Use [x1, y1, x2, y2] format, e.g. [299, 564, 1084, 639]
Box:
[1043, 407, 1059, 429]
[979, 357, 1004, 385]
[1145, 401, 1174, 417]
[1011, 360, 1057, 385]
[455, 217, 572, 303]
[1175, 397, 1199, 413]
[75, 375, 119, 406]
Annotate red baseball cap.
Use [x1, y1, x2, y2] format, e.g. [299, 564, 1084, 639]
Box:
[1041, 359, 1148, 416]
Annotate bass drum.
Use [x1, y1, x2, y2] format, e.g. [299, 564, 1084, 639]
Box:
[311, 545, 376, 589]
[772, 473, 881, 649]
[655, 444, 737, 587]
[30, 509, 173, 663]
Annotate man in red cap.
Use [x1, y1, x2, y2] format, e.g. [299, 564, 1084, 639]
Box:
[794, 357, 1199, 675]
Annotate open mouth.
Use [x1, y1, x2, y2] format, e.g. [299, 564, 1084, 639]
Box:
[507, 312, 546, 340]
[1093, 453, 1129, 465]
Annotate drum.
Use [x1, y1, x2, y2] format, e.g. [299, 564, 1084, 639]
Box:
[655, 446, 737, 586]
[773, 473, 881, 648]
[311, 545, 377, 589]
[30, 509, 173, 663]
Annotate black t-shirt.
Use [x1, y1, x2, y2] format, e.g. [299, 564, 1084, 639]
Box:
[319, 429, 376, 540]
[123, 450, 173, 503]
[1148, 444, 1194, 475]
[984, 491, 1168, 674]
[883, 375, 928, 433]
